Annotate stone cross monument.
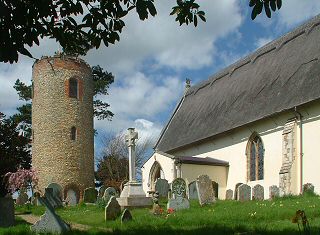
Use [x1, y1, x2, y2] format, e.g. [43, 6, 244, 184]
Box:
[125, 128, 138, 182]
[117, 128, 152, 208]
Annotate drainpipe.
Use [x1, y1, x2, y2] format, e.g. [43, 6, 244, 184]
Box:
[294, 107, 303, 194]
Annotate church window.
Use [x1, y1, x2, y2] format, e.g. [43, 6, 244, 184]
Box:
[247, 134, 264, 181]
[69, 78, 78, 98]
[71, 126, 77, 140]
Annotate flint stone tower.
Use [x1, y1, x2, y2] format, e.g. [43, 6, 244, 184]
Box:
[32, 55, 94, 202]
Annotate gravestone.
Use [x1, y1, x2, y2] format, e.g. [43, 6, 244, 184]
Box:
[83, 187, 98, 203]
[47, 183, 63, 200]
[167, 178, 189, 211]
[237, 184, 251, 202]
[303, 183, 315, 194]
[212, 181, 219, 198]
[121, 209, 133, 223]
[103, 187, 117, 204]
[31, 197, 70, 234]
[66, 189, 77, 206]
[196, 175, 215, 205]
[155, 179, 169, 198]
[105, 196, 121, 220]
[252, 184, 264, 200]
[98, 185, 108, 198]
[188, 181, 198, 200]
[45, 188, 63, 208]
[234, 183, 243, 200]
[225, 189, 233, 200]
[16, 191, 29, 205]
[0, 197, 15, 227]
[269, 185, 280, 199]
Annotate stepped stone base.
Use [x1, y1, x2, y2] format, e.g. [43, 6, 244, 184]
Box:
[117, 181, 152, 209]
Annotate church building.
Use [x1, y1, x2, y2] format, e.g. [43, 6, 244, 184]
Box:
[142, 14, 320, 199]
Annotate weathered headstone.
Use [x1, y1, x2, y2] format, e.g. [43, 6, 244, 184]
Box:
[121, 209, 133, 223]
[66, 189, 77, 206]
[105, 196, 121, 220]
[212, 181, 219, 198]
[269, 185, 280, 199]
[167, 178, 189, 210]
[98, 185, 108, 198]
[225, 189, 233, 200]
[83, 187, 98, 203]
[196, 175, 215, 205]
[103, 187, 117, 204]
[252, 184, 264, 200]
[303, 183, 315, 194]
[234, 183, 243, 200]
[16, 191, 29, 205]
[31, 197, 70, 234]
[0, 197, 15, 227]
[155, 179, 169, 198]
[45, 188, 63, 208]
[188, 181, 198, 200]
[237, 184, 251, 202]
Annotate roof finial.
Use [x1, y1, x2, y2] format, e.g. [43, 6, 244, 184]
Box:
[185, 78, 191, 94]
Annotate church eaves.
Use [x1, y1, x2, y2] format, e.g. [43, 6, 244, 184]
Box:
[156, 14, 320, 153]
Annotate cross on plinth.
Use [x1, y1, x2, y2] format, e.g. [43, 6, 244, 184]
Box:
[125, 128, 138, 182]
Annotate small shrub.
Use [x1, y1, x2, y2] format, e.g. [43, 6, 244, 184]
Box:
[96, 197, 107, 208]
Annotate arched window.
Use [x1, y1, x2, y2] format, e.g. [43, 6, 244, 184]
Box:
[71, 126, 77, 140]
[69, 78, 78, 98]
[247, 133, 264, 181]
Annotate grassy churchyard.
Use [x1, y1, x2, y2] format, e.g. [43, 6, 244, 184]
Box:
[1, 193, 320, 235]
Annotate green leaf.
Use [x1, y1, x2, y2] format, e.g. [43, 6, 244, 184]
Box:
[18, 47, 33, 58]
[270, 0, 277, 11]
[277, 0, 282, 9]
[264, 2, 271, 18]
[198, 14, 206, 22]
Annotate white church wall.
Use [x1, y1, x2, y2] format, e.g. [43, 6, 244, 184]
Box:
[172, 111, 301, 199]
[141, 152, 174, 194]
[181, 164, 228, 199]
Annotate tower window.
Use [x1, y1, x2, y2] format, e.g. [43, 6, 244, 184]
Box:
[71, 126, 77, 140]
[69, 78, 78, 98]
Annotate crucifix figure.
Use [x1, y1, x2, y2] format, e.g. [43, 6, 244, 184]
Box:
[125, 128, 138, 182]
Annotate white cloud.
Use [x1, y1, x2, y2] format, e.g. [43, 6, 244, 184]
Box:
[277, 1, 320, 27]
[255, 37, 273, 49]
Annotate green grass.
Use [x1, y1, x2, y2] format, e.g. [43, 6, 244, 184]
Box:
[3, 193, 320, 235]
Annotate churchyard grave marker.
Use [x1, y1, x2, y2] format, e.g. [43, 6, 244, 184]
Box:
[98, 185, 108, 198]
[252, 184, 264, 200]
[234, 183, 243, 200]
[16, 191, 29, 205]
[212, 181, 219, 198]
[269, 185, 280, 199]
[237, 184, 251, 202]
[103, 187, 117, 203]
[83, 187, 98, 203]
[188, 181, 198, 200]
[121, 209, 133, 223]
[225, 189, 233, 200]
[45, 188, 63, 208]
[196, 175, 215, 205]
[0, 197, 15, 227]
[105, 196, 121, 220]
[155, 178, 169, 198]
[167, 178, 190, 210]
[303, 183, 315, 194]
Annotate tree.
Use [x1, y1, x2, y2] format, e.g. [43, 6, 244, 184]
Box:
[0, 113, 31, 197]
[95, 132, 153, 189]
[0, 0, 282, 63]
[13, 64, 114, 137]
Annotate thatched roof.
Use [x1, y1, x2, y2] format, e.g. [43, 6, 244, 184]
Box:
[156, 14, 320, 153]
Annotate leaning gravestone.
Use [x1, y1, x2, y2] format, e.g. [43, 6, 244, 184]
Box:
[155, 179, 169, 198]
[237, 184, 251, 202]
[225, 189, 233, 200]
[121, 209, 133, 223]
[0, 197, 15, 227]
[31, 197, 70, 234]
[196, 175, 215, 205]
[269, 185, 280, 199]
[103, 187, 117, 203]
[252, 184, 264, 200]
[47, 183, 63, 200]
[83, 187, 98, 203]
[16, 191, 29, 205]
[167, 178, 190, 211]
[188, 181, 198, 200]
[303, 183, 315, 194]
[98, 185, 108, 198]
[105, 196, 121, 220]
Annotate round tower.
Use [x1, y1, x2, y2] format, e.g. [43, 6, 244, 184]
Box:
[32, 55, 94, 202]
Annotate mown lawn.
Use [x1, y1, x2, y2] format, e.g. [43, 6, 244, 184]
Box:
[2, 193, 320, 235]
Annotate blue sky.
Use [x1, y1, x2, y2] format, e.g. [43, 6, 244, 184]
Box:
[0, 0, 320, 158]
